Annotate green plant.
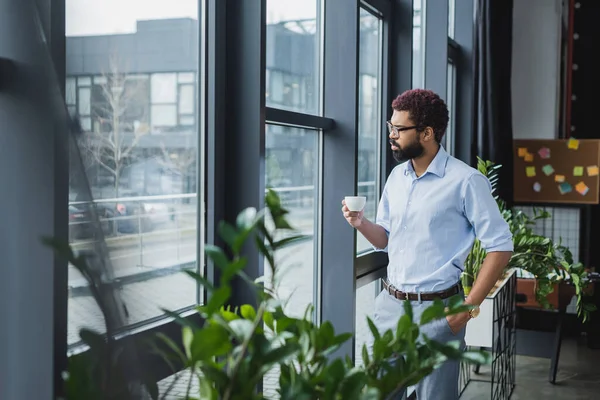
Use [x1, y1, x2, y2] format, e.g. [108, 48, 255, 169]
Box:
[46, 190, 491, 400]
[463, 157, 596, 322]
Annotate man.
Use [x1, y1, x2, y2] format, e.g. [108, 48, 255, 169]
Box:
[342, 89, 513, 399]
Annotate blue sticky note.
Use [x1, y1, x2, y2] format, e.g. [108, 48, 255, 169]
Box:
[559, 182, 572, 195]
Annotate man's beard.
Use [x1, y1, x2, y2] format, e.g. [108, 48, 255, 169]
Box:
[390, 139, 425, 162]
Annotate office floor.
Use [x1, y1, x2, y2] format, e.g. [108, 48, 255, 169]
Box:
[460, 336, 600, 400]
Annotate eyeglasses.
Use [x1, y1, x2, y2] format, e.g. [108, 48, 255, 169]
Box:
[386, 121, 422, 136]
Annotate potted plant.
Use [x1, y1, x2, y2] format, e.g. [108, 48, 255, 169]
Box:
[46, 190, 491, 400]
[463, 157, 596, 321]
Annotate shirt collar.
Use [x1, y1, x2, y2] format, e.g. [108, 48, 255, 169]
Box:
[404, 145, 449, 178]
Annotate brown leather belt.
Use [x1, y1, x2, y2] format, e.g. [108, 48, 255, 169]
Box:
[382, 279, 461, 301]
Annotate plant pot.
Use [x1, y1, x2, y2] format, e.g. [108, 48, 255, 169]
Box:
[465, 269, 516, 349]
[515, 278, 576, 310]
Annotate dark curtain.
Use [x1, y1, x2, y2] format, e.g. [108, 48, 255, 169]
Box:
[471, 0, 515, 207]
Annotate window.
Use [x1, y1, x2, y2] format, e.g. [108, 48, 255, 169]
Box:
[357, 7, 383, 254]
[445, 61, 456, 155]
[412, 0, 426, 88]
[448, 0, 455, 38]
[266, 0, 321, 115]
[66, 0, 201, 346]
[355, 279, 382, 366]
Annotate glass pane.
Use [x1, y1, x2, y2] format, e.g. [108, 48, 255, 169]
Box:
[412, 0, 425, 88]
[66, 78, 77, 105]
[152, 104, 178, 127]
[445, 62, 456, 155]
[266, 0, 321, 114]
[179, 84, 195, 114]
[263, 124, 319, 397]
[355, 279, 381, 367]
[78, 76, 92, 86]
[448, 0, 455, 38]
[357, 9, 382, 254]
[66, 0, 201, 346]
[151, 73, 178, 103]
[178, 72, 195, 83]
[78, 87, 91, 115]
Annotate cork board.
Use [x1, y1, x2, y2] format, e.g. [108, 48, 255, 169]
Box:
[513, 139, 600, 204]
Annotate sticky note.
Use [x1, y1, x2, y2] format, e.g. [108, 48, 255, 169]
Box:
[524, 153, 534, 162]
[575, 181, 589, 196]
[542, 164, 555, 176]
[533, 182, 542, 192]
[574, 166, 584, 176]
[559, 182, 572, 194]
[568, 138, 580, 150]
[518, 147, 528, 157]
[587, 166, 599, 176]
[526, 166, 536, 177]
[538, 147, 551, 159]
[555, 174, 565, 183]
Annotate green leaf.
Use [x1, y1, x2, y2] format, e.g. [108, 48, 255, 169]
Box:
[183, 270, 215, 292]
[263, 311, 275, 330]
[240, 304, 257, 320]
[205, 245, 229, 270]
[155, 332, 187, 364]
[161, 309, 200, 329]
[219, 308, 240, 322]
[222, 257, 247, 283]
[366, 317, 380, 341]
[229, 319, 255, 341]
[202, 286, 232, 316]
[218, 221, 238, 248]
[262, 342, 300, 365]
[270, 234, 312, 252]
[419, 299, 445, 325]
[402, 299, 413, 322]
[199, 378, 219, 400]
[182, 326, 193, 360]
[339, 370, 367, 399]
[236, 207, 260, 230]
[191, 324, 232, 361]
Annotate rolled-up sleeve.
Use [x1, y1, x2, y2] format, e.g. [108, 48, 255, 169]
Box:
[462, 173, 513, 252]
[373, 181, 391, 252]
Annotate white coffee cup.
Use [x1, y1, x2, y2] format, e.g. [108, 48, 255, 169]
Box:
[345, 196, 366, 212]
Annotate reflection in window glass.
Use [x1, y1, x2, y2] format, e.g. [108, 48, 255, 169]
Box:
[355, 279, 382, 366]
[152, 104, 178, 127]
[179, 85, 195, 115]
[263, 124, 320, 398]
[66, 0, 201, 345]
[266, 0, 321, 114]
[151, 73, 178, 103]
[357, 8, 382, 254]
[448, 0, 455, 38]
[412, 0, 425, 88]
[445, 62, 456, 155]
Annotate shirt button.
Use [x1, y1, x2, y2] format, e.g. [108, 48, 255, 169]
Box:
[403, 226, 407, 230]
[408, 201, 412, 205]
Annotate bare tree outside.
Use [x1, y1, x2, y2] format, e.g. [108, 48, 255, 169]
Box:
[80, 55, 150, 198]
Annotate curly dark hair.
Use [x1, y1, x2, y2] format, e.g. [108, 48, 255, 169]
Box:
[391, 89, 449, 143]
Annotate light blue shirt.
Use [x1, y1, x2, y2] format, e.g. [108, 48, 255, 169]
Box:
[375, 146, 513, 293]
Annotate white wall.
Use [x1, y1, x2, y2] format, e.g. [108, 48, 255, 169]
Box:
[511, 0, 563, 139]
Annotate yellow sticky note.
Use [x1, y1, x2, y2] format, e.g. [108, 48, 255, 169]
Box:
[555, 174, 565, 183]
[574, 166, 584, 176]
[518, 147, 528, 157]
[568, 138, 580, 150]
[524, 153, 534, 162]
[526, 166, 536, 177]
[587, 166, 599, 176]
